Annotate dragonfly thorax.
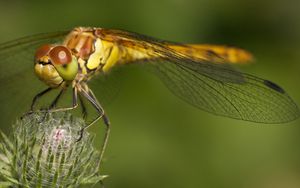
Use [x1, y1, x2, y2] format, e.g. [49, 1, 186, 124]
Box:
[63, 27, 122, 75]
[34, 44, 79, 88]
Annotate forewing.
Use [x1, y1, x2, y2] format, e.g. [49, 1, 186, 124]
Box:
[88, 68, 122, 107]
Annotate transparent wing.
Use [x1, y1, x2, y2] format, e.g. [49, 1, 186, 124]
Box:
[152, 59, 300, 123]
[89, 68, 122, 107]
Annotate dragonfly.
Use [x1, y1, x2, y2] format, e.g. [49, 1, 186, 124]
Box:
[0, 27, 299, 162]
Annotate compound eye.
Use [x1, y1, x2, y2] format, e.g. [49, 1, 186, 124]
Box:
[35, 44, 52, 61]
[49, 46, 72, 65]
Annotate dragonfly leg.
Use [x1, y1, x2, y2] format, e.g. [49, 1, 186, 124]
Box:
[89, 89, 111, 126]
[38, 89, 66, 122]
[27, 87, 78, 121]
[78, 94, 88, 120]
[21, 87, 53, 119]
[89, 89, 111, 163]
[30, 87, 53, 111]
[49, 89, 65, 110]
[78, 87, 110, 164]
[45, 87, 79, 113]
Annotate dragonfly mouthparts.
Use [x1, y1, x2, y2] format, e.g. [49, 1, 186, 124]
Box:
[38, 61, 51, 65]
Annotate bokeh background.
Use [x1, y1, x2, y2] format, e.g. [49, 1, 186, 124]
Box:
[0, 0, 300, 187]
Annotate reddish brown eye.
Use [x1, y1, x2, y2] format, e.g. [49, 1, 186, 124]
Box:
[49, 46, 72, 65]
[35, 44, 52, 61]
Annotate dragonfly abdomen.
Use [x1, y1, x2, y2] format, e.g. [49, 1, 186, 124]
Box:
[167, 44, 253, 64]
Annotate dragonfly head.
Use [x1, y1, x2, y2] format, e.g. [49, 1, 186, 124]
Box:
[34, 45, 79, 88]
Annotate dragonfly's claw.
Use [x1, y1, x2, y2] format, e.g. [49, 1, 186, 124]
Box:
[76, 129, 84, 142]
[39, 112, 48, 123]
[21, 108, 50, 124]
[82, 111, 88, 120]
[20, 110, 35, 120]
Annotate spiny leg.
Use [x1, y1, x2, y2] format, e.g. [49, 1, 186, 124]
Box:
[89, 89, 111, 126]
[79, 87, 110, 164]
[21, 87, 53, 119]
[78, 94, 88, 120]
[45, 87, 79, 113]
[88, 89, 111, 163]
[35, 87, 79, 115]
[40, 88, 66, 121]
[49, 89, 65, 110]
[77, 88, 104, 138]
[31, 87, 53, 111]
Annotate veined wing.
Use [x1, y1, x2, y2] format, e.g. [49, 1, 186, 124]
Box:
[98, 28, 300, 123]
[153, 59, 299, 123]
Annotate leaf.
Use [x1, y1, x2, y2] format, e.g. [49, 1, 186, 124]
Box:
[80, 175, 108, 184]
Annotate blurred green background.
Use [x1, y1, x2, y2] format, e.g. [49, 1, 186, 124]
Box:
[1, 0, 300, 187]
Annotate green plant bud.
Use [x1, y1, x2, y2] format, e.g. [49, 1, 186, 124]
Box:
[0, 112, 107, 188]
